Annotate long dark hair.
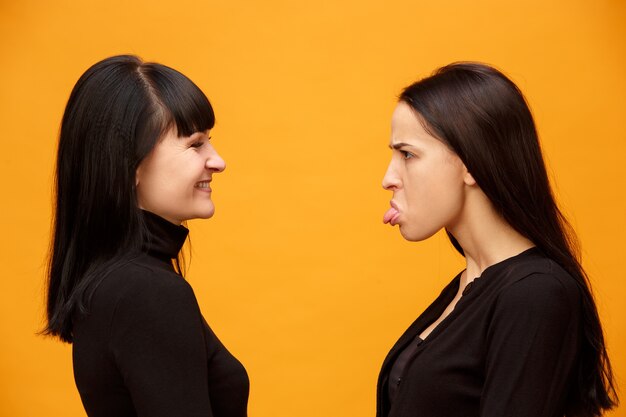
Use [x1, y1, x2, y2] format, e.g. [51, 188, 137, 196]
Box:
[399, 62, 617, 416]
[44, 55, 215, 343]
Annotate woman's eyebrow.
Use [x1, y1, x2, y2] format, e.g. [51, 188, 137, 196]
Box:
[389, 142, 412, 150]
[184, 132, 207, 142]
[191, 131, 206, 139]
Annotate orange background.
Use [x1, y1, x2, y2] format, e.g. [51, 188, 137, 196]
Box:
[0, 0, 624, 416]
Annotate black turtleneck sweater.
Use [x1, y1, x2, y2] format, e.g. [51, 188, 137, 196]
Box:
[72, 211, 249, 417]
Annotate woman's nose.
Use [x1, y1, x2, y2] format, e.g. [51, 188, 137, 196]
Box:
[382, 164, 400, 190]
[206, 150, 226, 172]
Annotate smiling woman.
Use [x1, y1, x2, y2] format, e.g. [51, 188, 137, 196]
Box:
[136, 129, 226, 224]
[43, 55, 247, 417]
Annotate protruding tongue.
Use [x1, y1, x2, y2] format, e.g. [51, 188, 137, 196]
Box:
[383, 207, 400, 224]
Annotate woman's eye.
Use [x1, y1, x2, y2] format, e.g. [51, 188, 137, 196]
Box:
[401, 150, 414, 160]
[190, 141, 204, 149]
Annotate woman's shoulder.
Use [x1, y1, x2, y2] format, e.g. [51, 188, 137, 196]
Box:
[492, 250, 582, 316]
[101, 257, 206, 360]
[95, 254, 196, 309]
[500, 250, 579, 292]
[73, 255, 201, 344]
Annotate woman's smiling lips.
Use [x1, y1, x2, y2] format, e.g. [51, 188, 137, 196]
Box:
[194, 179, 212, 192]
[383, 201, 400, 225]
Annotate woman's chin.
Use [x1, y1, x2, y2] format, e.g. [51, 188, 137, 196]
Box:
[197, 208, 216, 219]
[187, 203, 216, 220]
[399, 224, 436, 242]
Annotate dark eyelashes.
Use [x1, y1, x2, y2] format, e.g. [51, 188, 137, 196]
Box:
[190, 135, 212, 149]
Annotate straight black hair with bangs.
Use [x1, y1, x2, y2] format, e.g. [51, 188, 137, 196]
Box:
[45, 54, 214, 343]
[399, 62, 618, 417]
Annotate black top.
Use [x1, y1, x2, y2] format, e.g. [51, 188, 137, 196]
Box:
[387, 335, 422, 403]
[72, 211, 249, 417]
[377, 248, 582, 417]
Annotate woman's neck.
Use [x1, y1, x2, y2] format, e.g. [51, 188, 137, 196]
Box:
[449, 191, 535, 288]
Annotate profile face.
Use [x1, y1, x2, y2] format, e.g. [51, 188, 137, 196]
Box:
[382, 102, 470, 241]
[136, 129, 226, 224]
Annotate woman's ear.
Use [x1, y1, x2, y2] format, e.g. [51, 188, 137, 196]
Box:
[135, 167, 144, 209]
[463, 166, 477, 186]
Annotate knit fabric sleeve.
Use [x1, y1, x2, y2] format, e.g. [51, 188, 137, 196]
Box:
[481, 272, 580, 417]
[109, 273, 213, 417]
